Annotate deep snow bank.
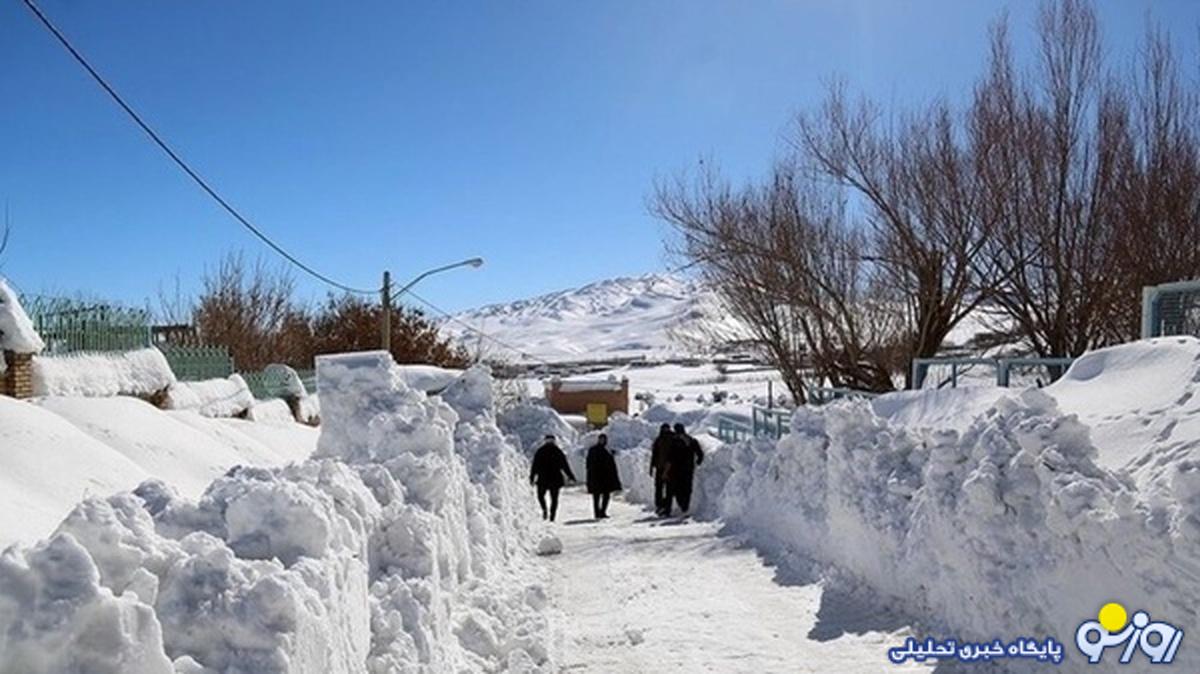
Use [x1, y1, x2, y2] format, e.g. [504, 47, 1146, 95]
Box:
[591, 339, 1200, 670]
[33, 348, 176, 397]
[0, 353, 551, 673]
[608, 339, 1200, 671]
[0, 396, 313, 550]
[167, 375, 255, 418]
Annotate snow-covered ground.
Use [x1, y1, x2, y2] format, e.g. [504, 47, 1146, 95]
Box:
[0, 395, 315, 550]
[445, 274, 751, 363]
[0, 354, 554, 673]
[546, 488, 932, 673]
[580, 337, 1200, 671]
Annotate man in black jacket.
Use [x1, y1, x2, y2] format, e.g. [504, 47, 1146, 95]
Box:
[665, 422, 704, 514]
[530, 434, 576, 521]
[585, 433, 621, 519]
[649, 424, 674, 516]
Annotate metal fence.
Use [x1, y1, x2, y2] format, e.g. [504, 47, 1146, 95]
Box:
[159, 345, 235, 381]
[241, 367, 316, 399]
[21, 295, 151, 355]
[911, 356, 1077, 389]
[717, 417, 752, 443]
[1143, 280, 1200, 338]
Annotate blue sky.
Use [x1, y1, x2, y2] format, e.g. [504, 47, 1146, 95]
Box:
[1, 1, 1197, 313]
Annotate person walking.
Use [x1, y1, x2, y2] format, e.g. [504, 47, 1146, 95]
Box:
[650, 424, 674, 516]
[585, 433, 622, 519]
[530, 434, 576, 522]
[665, 422, 704, 514]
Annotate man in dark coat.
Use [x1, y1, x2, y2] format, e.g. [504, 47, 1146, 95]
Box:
[649, 424, 674, 516]
[530, 434, 576, 521]
[585, 433, 621, 519]
[665, 422, 704, 514]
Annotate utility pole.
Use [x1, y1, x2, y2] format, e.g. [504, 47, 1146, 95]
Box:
[381, 270, 392, 353]
[379, 258, 484, 355]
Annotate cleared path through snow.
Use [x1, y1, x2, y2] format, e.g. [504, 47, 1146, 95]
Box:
[544, 488, 933, 673]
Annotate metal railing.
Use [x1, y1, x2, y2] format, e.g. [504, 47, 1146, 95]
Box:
[752, 405, 793, 440]
[717, 417, 752, 443]
[22, 295, 151, 355]
[911, 356, 1077, 389]
[159, 345, 235, 381]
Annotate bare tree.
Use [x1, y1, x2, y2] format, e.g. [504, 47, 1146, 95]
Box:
[1106, 24, 1200, 340]
[194, 253, 309, 370]
[311, 294, 469, 368]
[653, 163, 907, 401]
[795, 86, 995, 387]
[971, 1, 1126, 360]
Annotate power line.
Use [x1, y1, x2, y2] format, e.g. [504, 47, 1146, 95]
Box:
[402, 288, 555, 367]
[19, 0, 377, 296]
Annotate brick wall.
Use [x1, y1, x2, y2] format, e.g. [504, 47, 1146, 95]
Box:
[544, 378, 629, 419]
[2, 351, 34, 399]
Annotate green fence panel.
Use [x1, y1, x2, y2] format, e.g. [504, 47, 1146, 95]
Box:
[22, 295, 152, 355]
[159, 345, 235, 381]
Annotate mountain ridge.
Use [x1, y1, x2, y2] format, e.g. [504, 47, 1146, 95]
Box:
[443, 273, 751, 364]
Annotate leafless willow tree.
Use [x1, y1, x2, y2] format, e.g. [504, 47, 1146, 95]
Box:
[653, 164, 906, 401]
[969, 1, 1130, 361]
[1106, 25, 1200, 340]
[795, 88, 996, 387]
[194, 253, 312, 370]
[654, 0, 1200, 396]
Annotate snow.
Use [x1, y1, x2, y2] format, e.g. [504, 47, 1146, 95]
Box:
[445, 274, 752, 363]
[33, 348, 176, 397]
[166, 374, 254, 418]
[1046, 337, 1200, 485]
[264, 362, 308, 398]
[0, 277, 45, 354]
[553, 376, 624, 392]
[248, 397, 297, 424]
[547, 489, 932, 673]
[498, 402, 579, 455]
[0, 351, 553, 673]
[0, 396, 315, 550]
[535, 535, 562, 556]
[393, 364, 463, 393]
[563, 338, 1200, 670]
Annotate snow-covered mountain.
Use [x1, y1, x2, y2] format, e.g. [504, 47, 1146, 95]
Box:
[444, 274, 752, 364]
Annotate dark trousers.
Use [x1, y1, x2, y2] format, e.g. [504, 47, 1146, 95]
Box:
[654, 476, 669, 514]
[591, 492, 610, 518]
[671, 484, 693, 513]
[537, 485, 561, 521]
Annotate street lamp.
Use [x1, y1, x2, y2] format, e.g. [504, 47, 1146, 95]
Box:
[381, 257, 484, 351]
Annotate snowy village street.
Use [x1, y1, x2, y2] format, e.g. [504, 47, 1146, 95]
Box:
[545, 488, 932, 674]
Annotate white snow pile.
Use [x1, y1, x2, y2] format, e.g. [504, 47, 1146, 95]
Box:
[612, 338, 1200, 670]
[534, 535, 561, 557]
[497, 402, 578, 455]
[393, 364, 463, 393]
[167, 374, 255, 418]
[0, 352, 551, 673]
[0, 278, 45, 355]
[297, 394, 320, 424]
[248, 398, 298, 424]
[264, 363, 309, 399]
[33, 347, 176, 398]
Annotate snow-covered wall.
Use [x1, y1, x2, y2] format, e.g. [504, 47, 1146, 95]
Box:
[0, 354, 552, 672]
[33, 347, 176, 398]
[166, 374, 254, 418]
